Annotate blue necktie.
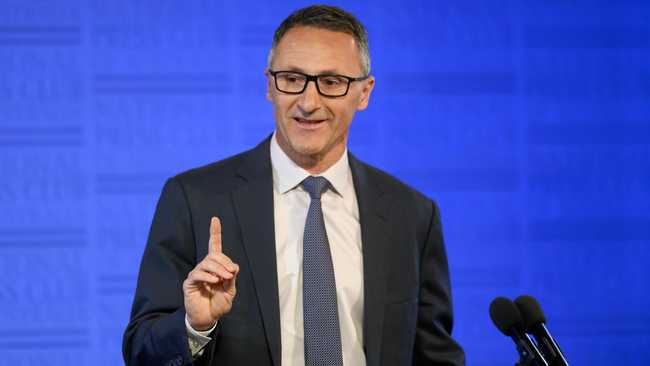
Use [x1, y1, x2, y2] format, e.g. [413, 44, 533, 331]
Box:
[302, 176, 343, 366]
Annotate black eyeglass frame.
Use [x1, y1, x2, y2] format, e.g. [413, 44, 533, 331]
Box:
[268, 69, 370, 97]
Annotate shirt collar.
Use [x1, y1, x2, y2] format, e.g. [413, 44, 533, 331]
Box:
[270, 131, 350, 196]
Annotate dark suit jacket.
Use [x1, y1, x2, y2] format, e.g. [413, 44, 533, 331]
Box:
[123, 137, 465, 366]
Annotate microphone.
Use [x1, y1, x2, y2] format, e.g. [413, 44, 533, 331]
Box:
[489, 297, 549, 366]
[515, 295, 569, 366]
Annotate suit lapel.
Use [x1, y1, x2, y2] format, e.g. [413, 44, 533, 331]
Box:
[232, 138, 282, 366]
[349, 154, 392, 366]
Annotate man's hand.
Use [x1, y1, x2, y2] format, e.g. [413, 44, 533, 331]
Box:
[183, 217, 239, 331]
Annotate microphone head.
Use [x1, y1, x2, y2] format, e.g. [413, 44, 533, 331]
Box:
[515, 295, 546, 331]
[489, 296, 525, 336]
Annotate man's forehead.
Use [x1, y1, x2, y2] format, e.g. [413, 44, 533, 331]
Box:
[279, 25, 356, 42]
[272, 26, 362, 74]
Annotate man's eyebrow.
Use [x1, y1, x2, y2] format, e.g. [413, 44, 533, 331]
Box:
[317, 69, 343, 76]
[285, 66, 306, 73]
[283, 66, 342, 75]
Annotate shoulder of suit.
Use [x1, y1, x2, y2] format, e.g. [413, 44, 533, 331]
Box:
[353, 158, 437, 210]
[166, 145, 256, 195]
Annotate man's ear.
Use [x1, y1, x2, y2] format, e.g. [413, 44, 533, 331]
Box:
[356, 76, 375, 111]
[264, 68, 273, 101]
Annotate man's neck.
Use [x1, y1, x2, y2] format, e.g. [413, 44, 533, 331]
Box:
[274, 134, 346, 175]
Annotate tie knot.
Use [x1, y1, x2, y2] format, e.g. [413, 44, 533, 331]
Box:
[302, 176, 330, 199]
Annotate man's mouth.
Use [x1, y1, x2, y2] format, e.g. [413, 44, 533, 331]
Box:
[293, 117, 326, 130]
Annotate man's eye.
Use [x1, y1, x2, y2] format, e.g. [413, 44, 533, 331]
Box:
[321, 77, 344, 86]
[281, 74, 303, 83]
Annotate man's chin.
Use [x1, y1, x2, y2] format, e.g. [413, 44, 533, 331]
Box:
[291, 144, 325, 159]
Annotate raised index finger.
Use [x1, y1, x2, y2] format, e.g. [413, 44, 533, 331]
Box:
[209, 216, 222, 254]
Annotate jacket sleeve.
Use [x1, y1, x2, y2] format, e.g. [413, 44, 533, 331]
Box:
[122, 177, 216, 366]
[413, 201, 465, 366]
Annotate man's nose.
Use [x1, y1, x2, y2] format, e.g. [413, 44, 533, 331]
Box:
[297, 79, 322, 113]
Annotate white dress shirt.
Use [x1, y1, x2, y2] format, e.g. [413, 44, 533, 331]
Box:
[187, 133, 366, 366]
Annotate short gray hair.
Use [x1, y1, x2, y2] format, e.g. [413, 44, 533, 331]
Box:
[267, 5, 371, 76]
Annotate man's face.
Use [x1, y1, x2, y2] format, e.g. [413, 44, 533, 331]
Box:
[266, 26, 374, 170]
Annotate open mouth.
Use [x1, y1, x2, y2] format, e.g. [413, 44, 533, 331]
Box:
[294, 117, 326, 130]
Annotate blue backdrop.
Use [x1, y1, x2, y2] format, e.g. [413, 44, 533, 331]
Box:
[1, 1, 648, 365]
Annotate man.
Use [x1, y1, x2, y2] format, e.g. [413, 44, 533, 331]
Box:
[123, 5, 464, 366]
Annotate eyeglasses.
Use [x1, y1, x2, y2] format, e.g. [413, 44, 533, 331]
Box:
[268, 69, 370, 97]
